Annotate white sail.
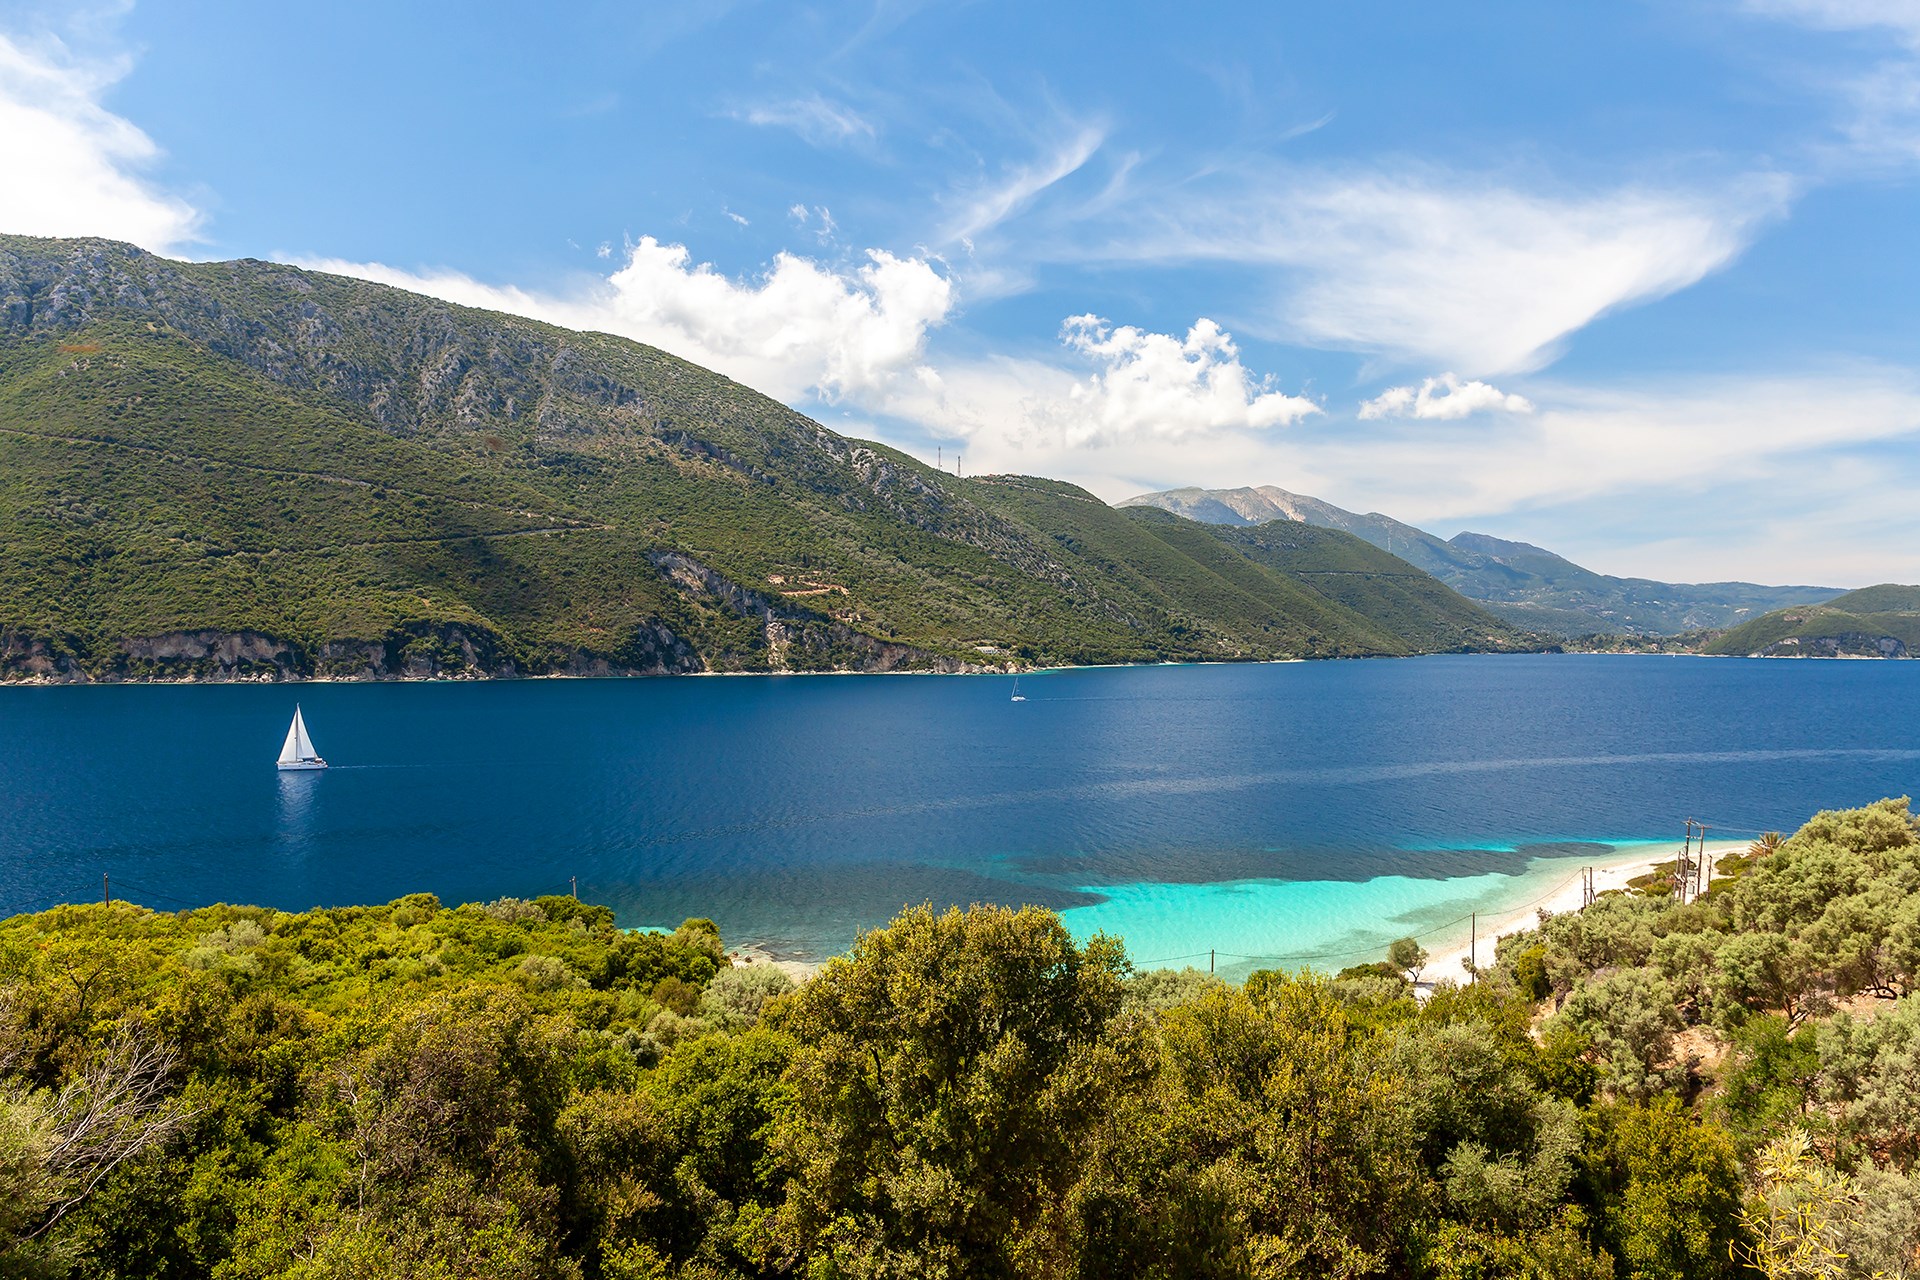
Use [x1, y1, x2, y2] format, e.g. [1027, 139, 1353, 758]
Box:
[279, 706, 318, 765]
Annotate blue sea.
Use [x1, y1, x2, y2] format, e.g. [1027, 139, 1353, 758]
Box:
[3, 656, 1917, 975]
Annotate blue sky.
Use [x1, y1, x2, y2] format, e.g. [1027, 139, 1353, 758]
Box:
[3, 0, 1919, 586]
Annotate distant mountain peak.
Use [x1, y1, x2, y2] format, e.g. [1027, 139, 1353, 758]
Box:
[1123, 483, 1842, 637]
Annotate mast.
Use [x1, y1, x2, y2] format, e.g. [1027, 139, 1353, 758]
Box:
[280, 705, 318, 764]
[279, 710, 303, 765]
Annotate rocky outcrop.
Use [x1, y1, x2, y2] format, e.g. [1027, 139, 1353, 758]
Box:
[648, 551, 996, 674]
[120, 630, 304, 680]
[308, 619, 701, 679]
[0, 628, 89, 681]
[1756, 633, 1910, 658]
[0, 619, 707, 682]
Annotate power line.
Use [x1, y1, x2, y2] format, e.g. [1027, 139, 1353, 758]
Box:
[1682, 814, 1796, 837]
[103, 878, 207, 911]
[1131, 862, 1603, 971]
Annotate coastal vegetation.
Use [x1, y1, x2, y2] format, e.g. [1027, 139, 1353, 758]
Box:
[1704, 585, 1920, 659]
[0, 235, 1528, 682]
[4, 799, 1919, 1277]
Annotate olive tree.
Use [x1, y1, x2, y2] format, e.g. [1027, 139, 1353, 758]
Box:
[1387, 937, 1429, 984]
[766, 904, 1132, 1279]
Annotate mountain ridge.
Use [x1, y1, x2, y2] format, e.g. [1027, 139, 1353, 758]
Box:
[0, 235, 1531, 681]
[1121, 484, 1842, 636]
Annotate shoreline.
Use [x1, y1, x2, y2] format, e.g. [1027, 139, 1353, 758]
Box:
[729, 942, 826, 982]
[1416, 840, 1748, 991]
[718, 839, 1757, 987]
[8, 648, 1917, 689]
[11, 649, 1753, 690]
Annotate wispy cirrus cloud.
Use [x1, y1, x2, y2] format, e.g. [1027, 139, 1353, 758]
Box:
[1330, 370, 1920, 525]
[940, 124, 1105, 245]
[1072, 166, 1789, 376]
[728, 93, 877, 147]
[1313, 368, 1920, 583]
[0, 30, 201, 252]
[1743, 0, 1920, 42]
[1742, 0, 1920, 164]
[924, 365, 1920, 583]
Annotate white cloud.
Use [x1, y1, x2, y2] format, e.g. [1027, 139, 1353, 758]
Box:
[301, 241, 1319, 489]
[1743, 0, 1920, 40]
[941, 125, 1105, 244]
[296, 237, 1920, 585]
[730, 94, 876, 147]
[1257, 369, 1920, 535]
[789, 203, 837, 243]
[0, 31, 201, 251]
[877, 314, 1318, 464]
[897, 366, 1920, 583]
[1743, 0, 1920, 162]
[1090, 169, 1786, 376]
[300, 236, 954, 405]
[1358, 373, 1534, 420]
[1053, 315, 1321, 437]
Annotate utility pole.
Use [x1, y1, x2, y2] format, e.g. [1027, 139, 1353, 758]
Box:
[1210, 949, 1215, 975]
[103, 873, 110, 907]
[1678, 820, 1695, 904]
[1469, 912, 1476, 984]
[1695, 823, 1710, 898]
[570, 875, 578, 899]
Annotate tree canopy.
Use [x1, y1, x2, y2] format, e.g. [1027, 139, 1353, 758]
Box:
[5, 800, 1920, 1277]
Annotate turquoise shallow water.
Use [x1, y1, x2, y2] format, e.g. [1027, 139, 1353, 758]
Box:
[1058, 840, 1678, 980]
[2, 655, 1917, 967]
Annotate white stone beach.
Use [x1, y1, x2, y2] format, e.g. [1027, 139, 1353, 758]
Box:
[1416, 840, 1751, 992]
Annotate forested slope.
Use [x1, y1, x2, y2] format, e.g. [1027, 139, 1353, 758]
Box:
[1124, 485, 1841, 637]
[1704, 584, 1920, 657]
[1191, 515, 1518, 653]
[0, 235, 1530, 680]
[5, 799, 1919, 1277]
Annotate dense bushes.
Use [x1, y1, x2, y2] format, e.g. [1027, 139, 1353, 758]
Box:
[5, 801, 1920, 1276]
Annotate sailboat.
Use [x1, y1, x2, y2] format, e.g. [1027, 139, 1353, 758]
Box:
[1010, 676, 1026, 703]
[276, 705, 327, 771]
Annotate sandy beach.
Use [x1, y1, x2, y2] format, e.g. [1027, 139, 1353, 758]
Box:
[1416, 839, 1749, 993]
[730, 942, 826, 982]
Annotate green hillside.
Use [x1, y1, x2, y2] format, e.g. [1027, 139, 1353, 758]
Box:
[1125, 485, 1842, 636]
[1702, 583, 1920, 657]
[1189, 517, 1520, 652]
[0, 235, 1532, 679]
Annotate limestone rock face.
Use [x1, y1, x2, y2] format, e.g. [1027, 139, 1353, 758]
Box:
[647, 551, 989, 674]
[1756, 632, 1910, 659]
[0, 622, 711, 683]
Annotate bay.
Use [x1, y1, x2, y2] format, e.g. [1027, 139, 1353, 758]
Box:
[2, 655, 1916, 973]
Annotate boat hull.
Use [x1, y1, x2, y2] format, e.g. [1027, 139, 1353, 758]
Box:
[277, 759, 328, 771]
